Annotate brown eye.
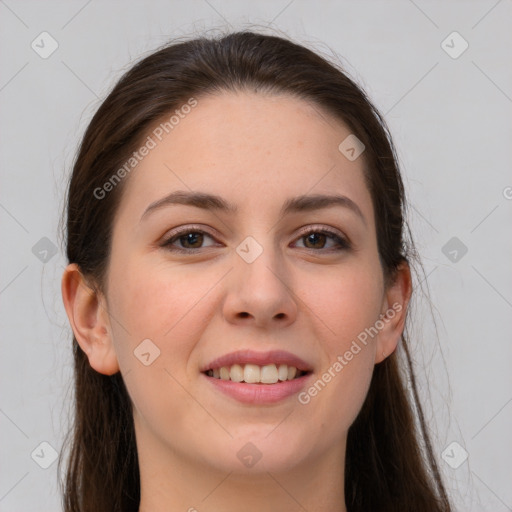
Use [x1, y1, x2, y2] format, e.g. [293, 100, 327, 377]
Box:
[294, 228, 350, 252]
[177, 232, 204, 249]
[161, 228, 218, 253]
[303, 232, 328, 249]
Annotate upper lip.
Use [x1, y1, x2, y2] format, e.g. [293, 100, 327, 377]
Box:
[201, 349, 313, 373]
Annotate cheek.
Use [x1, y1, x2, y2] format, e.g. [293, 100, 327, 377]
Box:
[108, 257, 215, 342]
[303, 258, 383, 348]
[106, 256, 228, 387]
[106, 260, 216, 441]
[296, 262, 381, 427]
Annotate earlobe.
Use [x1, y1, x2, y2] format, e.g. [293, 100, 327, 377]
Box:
[61, 263, 120, 376]
[374, 261, 412, 364]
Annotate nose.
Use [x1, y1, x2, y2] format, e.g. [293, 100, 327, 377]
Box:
[222, 240, 298, 329]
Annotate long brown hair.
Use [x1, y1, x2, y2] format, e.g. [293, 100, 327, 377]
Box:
[59, 29, 451, 511]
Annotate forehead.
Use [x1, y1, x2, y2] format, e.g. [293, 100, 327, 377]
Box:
[116, 91, 373, 225]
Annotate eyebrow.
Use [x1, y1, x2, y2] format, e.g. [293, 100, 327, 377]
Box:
[140, 190, 366, 225]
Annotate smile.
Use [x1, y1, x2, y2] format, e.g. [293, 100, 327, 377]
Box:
[204, 363, 309, 384]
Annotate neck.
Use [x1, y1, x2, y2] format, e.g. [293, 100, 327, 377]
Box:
[136, 429, 347, 512]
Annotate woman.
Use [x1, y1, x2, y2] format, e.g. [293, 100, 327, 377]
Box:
[59, 30, 452, 511]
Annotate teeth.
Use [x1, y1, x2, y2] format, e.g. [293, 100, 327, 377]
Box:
[244, 364, 260, 383]
[229, 364, 244, 382]
[260, 364, 278, 384]
[206, 363, 305, 383]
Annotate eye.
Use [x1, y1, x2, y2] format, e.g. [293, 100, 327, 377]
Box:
[292, 226, 351, 252]
[161, 226, 219, 253]
[160, 225, 351, 254]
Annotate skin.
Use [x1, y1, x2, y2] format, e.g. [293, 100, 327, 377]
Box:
[62, 91, 411, 512]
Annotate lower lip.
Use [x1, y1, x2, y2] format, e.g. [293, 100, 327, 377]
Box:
[202, 372, 313, 404]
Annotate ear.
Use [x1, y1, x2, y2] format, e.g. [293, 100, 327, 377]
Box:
[374, 261, 412, 364]
[61, 263, 120, 375]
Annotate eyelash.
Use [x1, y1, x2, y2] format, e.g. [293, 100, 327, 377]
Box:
[160, 224, 351, 254]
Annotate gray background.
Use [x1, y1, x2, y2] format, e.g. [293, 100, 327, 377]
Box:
[1, 1, 511, 510]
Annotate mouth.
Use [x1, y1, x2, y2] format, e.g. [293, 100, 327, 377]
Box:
[200, 349, 314, 403]
[203, 363, 311, 384]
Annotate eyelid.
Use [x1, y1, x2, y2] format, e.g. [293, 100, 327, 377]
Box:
[160, 224, 220, 250]
[295, 223, 345, 239]
[163, 223, 216, 239]
[292, 224, 351, 250]
[160, 223, 351, 252]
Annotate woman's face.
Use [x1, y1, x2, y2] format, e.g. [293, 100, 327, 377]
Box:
[79, 91, 407, 477]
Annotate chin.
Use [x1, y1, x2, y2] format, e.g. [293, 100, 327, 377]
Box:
[201, 429, 312, 475]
